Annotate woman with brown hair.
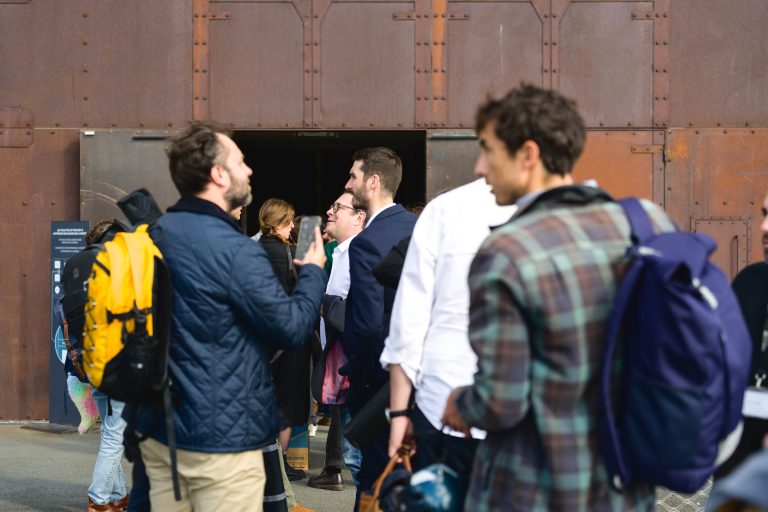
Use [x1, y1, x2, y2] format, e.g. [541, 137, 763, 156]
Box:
[258, 198, 313, 482]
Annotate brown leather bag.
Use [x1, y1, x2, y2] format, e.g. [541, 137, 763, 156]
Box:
[359, 444, 413, 512]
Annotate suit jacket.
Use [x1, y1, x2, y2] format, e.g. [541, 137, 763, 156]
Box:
[343, 204, 417, 400]
[455, 186, 674, 511]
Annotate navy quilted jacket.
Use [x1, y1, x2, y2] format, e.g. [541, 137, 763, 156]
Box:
[141, 197, 326, 452]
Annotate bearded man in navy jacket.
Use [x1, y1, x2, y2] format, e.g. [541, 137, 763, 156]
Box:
[342, 147, 417, 499]
[138, 122, 327, 511]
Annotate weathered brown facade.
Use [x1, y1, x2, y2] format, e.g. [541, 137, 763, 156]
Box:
[1, 0, 767, 419]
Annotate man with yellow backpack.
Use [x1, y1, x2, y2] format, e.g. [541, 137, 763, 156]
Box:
[109, 122, 326, 511]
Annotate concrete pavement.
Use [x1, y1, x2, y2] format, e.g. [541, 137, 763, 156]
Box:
[0, 422, 354, 512]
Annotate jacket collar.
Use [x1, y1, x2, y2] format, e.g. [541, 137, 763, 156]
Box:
[167, 196, 242, 232]
[368, 203, 405, 227]
[513, 185, 614, 221]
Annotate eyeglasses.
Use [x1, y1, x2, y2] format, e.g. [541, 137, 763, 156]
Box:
[330, 202, 359, 214]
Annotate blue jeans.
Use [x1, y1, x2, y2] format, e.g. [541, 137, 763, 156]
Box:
[339, 405, 362, 487]
[88, 390, 128, 505]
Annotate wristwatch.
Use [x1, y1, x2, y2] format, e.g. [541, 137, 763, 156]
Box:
[385, 407, 409, 423]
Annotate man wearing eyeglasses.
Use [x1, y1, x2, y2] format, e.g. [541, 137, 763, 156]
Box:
[343, 147, 418, 500]
[308, 192, 366, 493]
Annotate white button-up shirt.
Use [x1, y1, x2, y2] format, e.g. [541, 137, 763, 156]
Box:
[380, 179, 516, 437]
[320, 235, 356, 348]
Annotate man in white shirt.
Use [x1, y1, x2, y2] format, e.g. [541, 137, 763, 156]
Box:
[380, 178, 516, 477]
[309, 192, 366, 492]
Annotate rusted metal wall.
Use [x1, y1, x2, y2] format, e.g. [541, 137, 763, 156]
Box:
[1, 0, 767, 419]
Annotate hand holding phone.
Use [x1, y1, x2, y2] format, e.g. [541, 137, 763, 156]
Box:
[295, 215, 322, 260]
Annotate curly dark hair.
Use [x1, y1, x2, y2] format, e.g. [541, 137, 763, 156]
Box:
[475, 84, 586, 176]
[166, 122, 232, 196]
[351, 147, 403, 196]
[86, 219, 125, 245]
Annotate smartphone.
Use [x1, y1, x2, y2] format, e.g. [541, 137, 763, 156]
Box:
[295, 215, 322, 260]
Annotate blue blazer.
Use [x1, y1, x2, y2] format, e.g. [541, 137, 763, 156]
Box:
[343, 204, 417, 396]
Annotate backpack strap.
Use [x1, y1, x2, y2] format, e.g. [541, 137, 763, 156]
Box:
[599, 260, 643, 491]
[618, 198, 655, 244]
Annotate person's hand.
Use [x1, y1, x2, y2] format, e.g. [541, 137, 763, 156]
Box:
[294, 227, 327, 269]
[388, 416, 414, 460]
[441, 388, 470, 437]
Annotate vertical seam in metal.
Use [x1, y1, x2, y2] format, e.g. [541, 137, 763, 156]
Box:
[295, 0, 313, 128]
[430, 0, 447, 127]
[193, 0, 210, 121]
[653, 0, 670, 129]
[312, 0, 331, 128]
[550, 0, 570, 90]
[414, 0, 431, 128]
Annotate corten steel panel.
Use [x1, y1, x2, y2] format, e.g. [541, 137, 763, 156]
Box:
[692, 219, 748, 280]
[666, 128, 768, 265]
[75, 2, 194, 128]
[426, 131, 477, 199]
[208, 2, 306, 128]
[445, 2, 543, 128]
[0, 130, 79, 419]
[0, 1, 193, 128]
[0, 2, 84, 127]
[558, 1, 653, 128]
[669, 0, 768, 127]
[319, 1, 415, 128]
[572, 131, 655, 201]
[80, 131, 179, 224]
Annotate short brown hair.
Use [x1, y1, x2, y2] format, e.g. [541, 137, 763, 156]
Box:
[166, 122, 231, 196]
[475, 84, 585, 176]
[258, 198, 295, 241]
[352, 147, 403, 196]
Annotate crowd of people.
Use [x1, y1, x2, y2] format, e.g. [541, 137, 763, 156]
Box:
[63, 84, 768, 512]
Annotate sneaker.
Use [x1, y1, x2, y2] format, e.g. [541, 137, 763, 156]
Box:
[291, 502, 317, 512]
[307, 467, 345, 491]
[308, 424, 318, 437]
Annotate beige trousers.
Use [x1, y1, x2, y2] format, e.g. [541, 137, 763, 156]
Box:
[141, 437, 266, 512]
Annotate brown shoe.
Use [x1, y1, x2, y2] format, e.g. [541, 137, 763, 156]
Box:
[317, 416, 332, 427]
[109, 494, 129, 510]
[307, 467, 345, 491]
[87, 497, 112, 512]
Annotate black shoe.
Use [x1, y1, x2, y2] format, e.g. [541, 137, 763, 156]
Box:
[283, 453, 306, 481]
[307, 467, 344, 491]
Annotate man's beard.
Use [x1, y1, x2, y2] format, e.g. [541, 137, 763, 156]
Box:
[763, 234, 768, 262]
[225, 176, 252, 212]
[351, 190, 369, 212]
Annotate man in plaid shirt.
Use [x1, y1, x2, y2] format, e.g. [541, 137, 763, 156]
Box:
[442, 85, 674, 511]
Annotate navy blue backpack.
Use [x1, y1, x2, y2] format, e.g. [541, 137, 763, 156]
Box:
[599, 198, 752, 493]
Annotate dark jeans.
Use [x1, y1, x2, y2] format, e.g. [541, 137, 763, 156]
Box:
[411, 404, 479, 478]
[325, 405, 343, 469]
[127, 456, 151, 512]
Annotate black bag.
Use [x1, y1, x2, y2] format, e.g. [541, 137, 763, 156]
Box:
[343, 382, 390, 450]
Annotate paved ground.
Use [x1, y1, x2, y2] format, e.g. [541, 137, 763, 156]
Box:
[0, 421, 712, 512]
[0, 422, 354, 512]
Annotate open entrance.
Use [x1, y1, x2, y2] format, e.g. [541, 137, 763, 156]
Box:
[233, 131, 427, 237]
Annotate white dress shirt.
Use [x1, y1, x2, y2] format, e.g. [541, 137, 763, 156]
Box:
[320, 235, 356, 349]
[380, 179, 517, 437]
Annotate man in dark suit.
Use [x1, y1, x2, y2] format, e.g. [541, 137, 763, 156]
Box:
[343, 147, 417, 499]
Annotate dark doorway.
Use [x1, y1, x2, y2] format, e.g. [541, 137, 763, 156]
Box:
[233, 131, 426, 237]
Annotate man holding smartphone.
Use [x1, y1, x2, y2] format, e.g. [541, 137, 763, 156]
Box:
[343, 147, 417, 500]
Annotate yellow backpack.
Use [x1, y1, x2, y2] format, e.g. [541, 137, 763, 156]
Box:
[83, 224, 172, 403]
